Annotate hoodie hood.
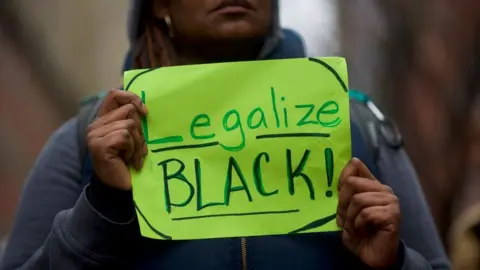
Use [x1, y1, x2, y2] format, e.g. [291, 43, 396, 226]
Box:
[123, 0, 306, 70]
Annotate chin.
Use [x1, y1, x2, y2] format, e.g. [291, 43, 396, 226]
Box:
[215, 21, 267, 40]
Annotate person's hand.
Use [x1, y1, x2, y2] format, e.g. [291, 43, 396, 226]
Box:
[337, 158, 401, 269]
[87, 89, 148, 190]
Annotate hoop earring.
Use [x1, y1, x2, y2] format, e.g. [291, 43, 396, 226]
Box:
[164, 14, 174, 37]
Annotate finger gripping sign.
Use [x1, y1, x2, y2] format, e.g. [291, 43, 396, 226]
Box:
[124, 57, 351, 240]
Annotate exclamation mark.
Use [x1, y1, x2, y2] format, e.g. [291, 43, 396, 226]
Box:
[324, 148, 334, 198]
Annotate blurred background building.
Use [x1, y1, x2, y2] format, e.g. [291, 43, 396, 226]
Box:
[1, 0, 479, 268]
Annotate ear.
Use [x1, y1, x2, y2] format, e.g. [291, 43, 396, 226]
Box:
[152, 0, 169, 20]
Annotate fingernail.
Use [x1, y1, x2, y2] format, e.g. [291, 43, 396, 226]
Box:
[336, 213, 344, 227]
[142, 104, 148, 114]
[133, 158, 141, 171]
[337, 220, 343, 228]
[351, 157, 362, 165]
[136, 157, 144, 171]
[143, 142, 148, 155]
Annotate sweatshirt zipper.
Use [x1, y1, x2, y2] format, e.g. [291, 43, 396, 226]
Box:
[241, 237, 247, 270]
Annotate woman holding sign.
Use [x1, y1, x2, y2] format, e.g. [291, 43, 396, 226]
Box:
[1, 0, 449, 269]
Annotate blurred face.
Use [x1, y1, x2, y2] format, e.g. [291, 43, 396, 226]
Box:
[154, 0, 273, 41]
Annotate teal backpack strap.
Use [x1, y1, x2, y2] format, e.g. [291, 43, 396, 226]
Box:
[77, 91, 108, 183]
[349, 89, 403, 162]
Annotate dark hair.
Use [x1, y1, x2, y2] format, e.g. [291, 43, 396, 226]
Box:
[132, 0, 177, 69]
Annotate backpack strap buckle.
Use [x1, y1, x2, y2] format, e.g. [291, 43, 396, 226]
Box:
[366, 98, 404, 149]
[350, 89, 404, 150]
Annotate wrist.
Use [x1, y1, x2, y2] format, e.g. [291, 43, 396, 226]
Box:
[390, 241, 405, 269]
[379, 241, 405, 270]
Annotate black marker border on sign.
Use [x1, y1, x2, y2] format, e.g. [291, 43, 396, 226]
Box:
[308, 58, 348, 93]
[125, 58, 349, 240]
